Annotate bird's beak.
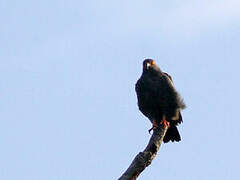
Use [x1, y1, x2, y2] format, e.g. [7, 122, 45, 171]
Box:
[146, 61, 155, 69]
[146, 63, 151, 69]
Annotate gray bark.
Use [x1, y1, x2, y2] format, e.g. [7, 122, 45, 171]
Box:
[118, 127, 168, 180]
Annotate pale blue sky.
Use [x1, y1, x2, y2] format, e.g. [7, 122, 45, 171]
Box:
[1, 0, 240, 179]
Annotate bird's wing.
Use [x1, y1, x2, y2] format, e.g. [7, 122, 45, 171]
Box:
[163, 72, 175, 87]
[163, 72, 173, 82]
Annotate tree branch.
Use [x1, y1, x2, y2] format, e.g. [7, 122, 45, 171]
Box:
[118, 126, 168, 180]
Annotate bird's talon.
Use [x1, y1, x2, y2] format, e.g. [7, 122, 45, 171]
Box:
[148, 128, 153, 134]
[148, 120, 158, 134]
[160, 116, 170, 129]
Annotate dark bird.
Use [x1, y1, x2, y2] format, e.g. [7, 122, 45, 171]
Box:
[135, 59, 186, 143]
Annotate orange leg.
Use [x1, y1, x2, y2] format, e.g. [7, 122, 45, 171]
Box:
[160, 115, 170, 129]
[148, 120, 158, 134]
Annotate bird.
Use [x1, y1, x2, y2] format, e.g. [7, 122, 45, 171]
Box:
[135, 59, 186, 143]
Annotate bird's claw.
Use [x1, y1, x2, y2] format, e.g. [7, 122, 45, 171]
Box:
[148, 120, 158, 134]
[160, 116, 170, 129]
[148, 127, 154, 134]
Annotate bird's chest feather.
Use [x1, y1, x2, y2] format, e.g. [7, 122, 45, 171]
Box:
[137, 76, 163, 106]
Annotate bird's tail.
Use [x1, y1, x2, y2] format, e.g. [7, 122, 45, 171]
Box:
[163, 124, 181, 143]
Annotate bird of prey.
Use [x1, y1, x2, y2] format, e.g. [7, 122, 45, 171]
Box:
[135, 59, 186, 143]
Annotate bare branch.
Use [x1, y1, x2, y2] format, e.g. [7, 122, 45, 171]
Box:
[118, 127, 168, 180]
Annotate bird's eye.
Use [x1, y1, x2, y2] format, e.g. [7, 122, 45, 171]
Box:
[151, 61, 155, 65]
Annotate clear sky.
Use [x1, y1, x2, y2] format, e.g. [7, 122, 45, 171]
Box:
[1, 0, 240, 179]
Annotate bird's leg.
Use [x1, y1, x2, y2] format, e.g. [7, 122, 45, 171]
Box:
[160, 115, 170, 129]
[148, 120, 158, 134]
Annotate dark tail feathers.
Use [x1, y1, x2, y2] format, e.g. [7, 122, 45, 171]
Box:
[163, 125, 181, 143]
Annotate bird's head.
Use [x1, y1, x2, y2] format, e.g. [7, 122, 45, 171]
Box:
[142, 59, 160, 73]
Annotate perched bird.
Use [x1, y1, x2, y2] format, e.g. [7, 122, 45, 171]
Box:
[135, 59, 186, 143]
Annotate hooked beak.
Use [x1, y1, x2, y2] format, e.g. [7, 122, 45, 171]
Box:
[146, 62, 151, 69]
